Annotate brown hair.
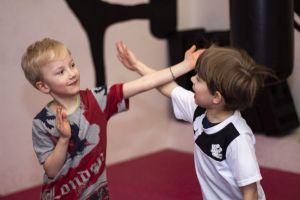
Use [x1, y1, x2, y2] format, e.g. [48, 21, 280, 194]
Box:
[21, 38, 69, 88]
[196, 45, 275, 111]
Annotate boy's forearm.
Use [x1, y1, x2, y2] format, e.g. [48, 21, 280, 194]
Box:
[123, 60, 191, 98]
[135, 59, 192, 77]
[43, 137, 70, 178]
[154, 60, 191, 97]
[134, 60, 155, 76]
[129, 60, 174, 97]
[240, 183, 259, 200]
[168, 60, 193, 79]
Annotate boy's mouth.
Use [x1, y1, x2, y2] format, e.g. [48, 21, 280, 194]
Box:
[69, 79, 79, 86]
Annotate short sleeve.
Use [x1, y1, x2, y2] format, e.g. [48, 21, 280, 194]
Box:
[92, 84, 129, 120]
[171, 86, 197, 123]
[32, 119, 56, 165]
[226, 134, 262, 187]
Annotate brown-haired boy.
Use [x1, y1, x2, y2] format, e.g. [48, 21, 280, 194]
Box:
[117, 42, 275, 200]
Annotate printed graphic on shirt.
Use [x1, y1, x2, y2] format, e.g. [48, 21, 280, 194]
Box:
[35, 108, 90, 160]
[35, 108, 56, 131]
[41, 154, 106, 199]
[94, 86, 106, 95]
[211, 144, 223, 159]
[68, 124, 88, 158]
[195, 123, 239, 161]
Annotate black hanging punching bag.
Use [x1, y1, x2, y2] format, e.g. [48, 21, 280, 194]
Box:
[230, 0, 294, 80]
[229, 0, 299, 135]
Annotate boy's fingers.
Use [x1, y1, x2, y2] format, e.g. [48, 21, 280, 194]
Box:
[196, 49, 205, 57]
[116, 41, 125, 55]
[116, 43, 123, 55]
[121, 41, 126, 49]
[117, 41, 130, 60]
[192, 49, 205, 60]
[62, 111, 68, 122]
[56, 106, 61, 127]
[187, 44, 196, 53]
[117, 54, 122, 62]
[118, 41, 125, 52]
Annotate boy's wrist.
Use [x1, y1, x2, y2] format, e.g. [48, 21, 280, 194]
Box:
[135, 61, 151, 75]
[169, 67, 176, 80]
[58, 136, 70, 145]
[181, 60, 193, 70]
[133, 62, 142, 71]
[188, 60, 195, 70]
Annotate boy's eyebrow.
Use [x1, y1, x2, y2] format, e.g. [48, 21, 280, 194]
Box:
[68, 59, 75, 65]
[53, 65, 64, 72]
[51, 57, 73, 71]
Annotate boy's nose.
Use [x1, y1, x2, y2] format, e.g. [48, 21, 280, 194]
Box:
[68, 68, 76, 78]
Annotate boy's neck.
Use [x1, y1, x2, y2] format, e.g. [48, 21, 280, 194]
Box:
[50, 94, 80, 115]
[206, 108, 234, 124]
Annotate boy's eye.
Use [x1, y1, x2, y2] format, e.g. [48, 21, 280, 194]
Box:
[197, 75, 205, 82]
[71, 63, 75, 68]
[56, 70, 64, 75]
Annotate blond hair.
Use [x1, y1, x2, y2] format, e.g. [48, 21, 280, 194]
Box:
[196, 45, 275, 111]
[21, 38, 69, 88]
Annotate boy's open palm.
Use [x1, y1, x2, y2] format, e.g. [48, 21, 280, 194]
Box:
[184, 45, 205, 68]
[116, 41, 140, 72]
[56, 106, 71, 139]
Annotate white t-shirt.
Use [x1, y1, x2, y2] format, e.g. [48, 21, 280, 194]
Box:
[171, 86, 265, 200]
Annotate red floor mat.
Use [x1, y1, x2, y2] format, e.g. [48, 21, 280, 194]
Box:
[108, 150, 300, 200]
[107, 150, 201, 200]
[2, 149, 300, 199]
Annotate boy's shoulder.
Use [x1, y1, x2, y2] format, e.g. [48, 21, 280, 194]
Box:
[79, 86, 107, 104]
[33, 106, 57, 135]
[34, 105, 53, 120]
[80, 85, 109, 96]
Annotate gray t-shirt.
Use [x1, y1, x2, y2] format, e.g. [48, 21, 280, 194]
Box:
[32, 84, 128, 200]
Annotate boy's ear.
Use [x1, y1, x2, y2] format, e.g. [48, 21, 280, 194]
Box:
[36, 81, 50, 94]
[212, 91, 223, 105]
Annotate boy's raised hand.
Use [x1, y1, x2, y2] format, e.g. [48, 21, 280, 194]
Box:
[56, 106, 71, 139]
[184, 45, 205, 69]
[116, 41, 140, 72]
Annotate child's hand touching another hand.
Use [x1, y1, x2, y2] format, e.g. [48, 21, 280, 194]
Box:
[184, 45, 205, 69]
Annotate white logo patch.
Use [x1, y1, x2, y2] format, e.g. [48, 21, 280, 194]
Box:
[211, 144, 223, 159]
